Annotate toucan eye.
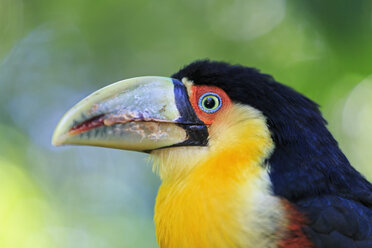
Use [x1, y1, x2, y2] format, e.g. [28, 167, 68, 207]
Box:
[198, 92, 222, 113]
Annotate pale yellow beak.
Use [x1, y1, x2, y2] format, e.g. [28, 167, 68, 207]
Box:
[52, 76, 208, 152]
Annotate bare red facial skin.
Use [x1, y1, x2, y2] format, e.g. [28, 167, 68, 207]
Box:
[189, 85, 232, 125]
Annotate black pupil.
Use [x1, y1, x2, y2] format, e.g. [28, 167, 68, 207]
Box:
[204, 97, 216, 109]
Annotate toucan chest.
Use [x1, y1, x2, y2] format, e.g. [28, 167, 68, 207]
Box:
[154, 168, 287, 248]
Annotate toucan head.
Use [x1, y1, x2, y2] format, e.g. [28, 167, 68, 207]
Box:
[53, 60, 329, 183]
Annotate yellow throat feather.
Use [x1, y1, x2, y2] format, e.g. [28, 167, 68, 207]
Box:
[151, 104, 287, 248]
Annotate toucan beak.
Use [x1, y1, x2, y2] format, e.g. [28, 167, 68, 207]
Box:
[52, 77, 208, 152]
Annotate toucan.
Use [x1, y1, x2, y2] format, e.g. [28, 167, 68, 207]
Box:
[52, 60, 372, 248]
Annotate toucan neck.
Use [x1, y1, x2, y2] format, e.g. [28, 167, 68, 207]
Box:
[153, 105, 288, 247]
[268, 118, 362, 202]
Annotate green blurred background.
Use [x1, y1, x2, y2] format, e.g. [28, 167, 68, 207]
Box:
[0, 0, 372, 247]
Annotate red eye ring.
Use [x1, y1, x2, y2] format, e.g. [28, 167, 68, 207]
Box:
[190, 85, 231, 125]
